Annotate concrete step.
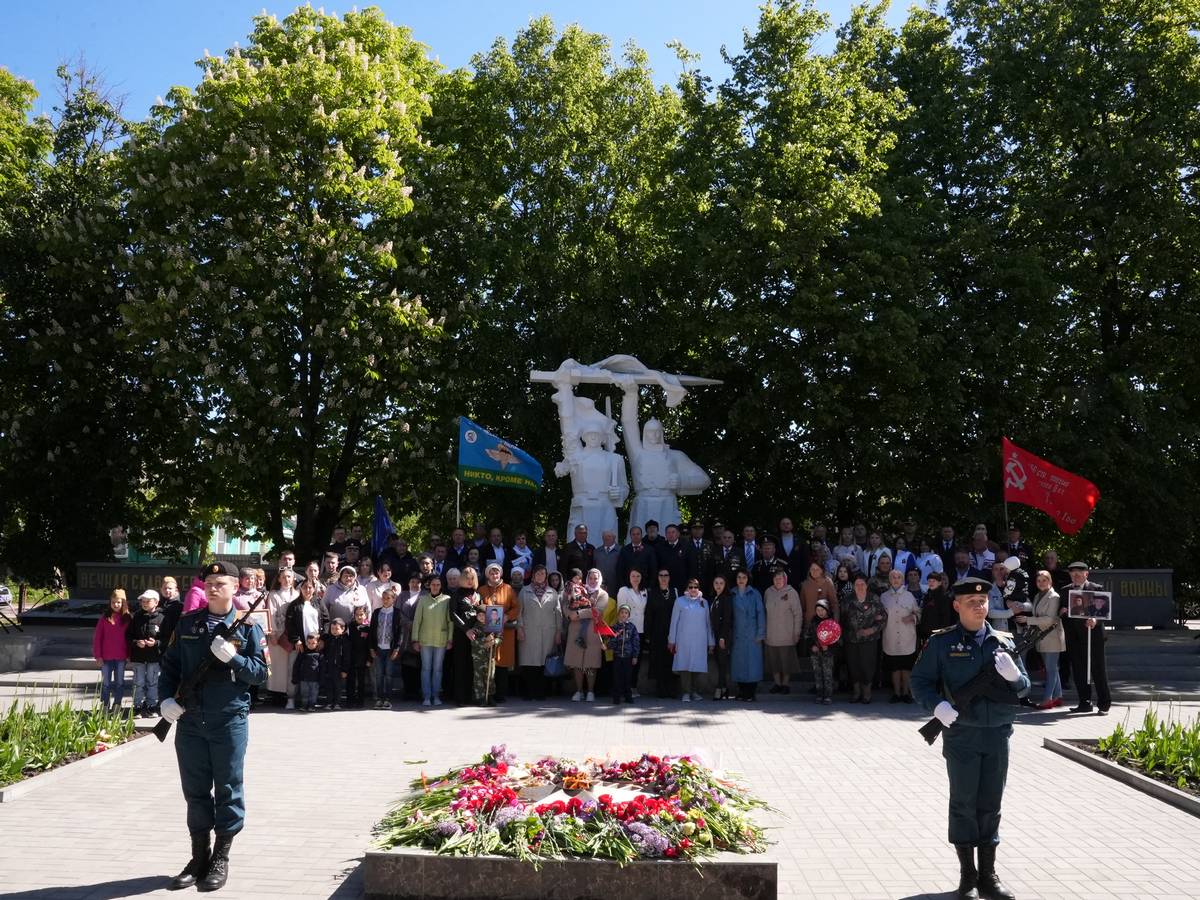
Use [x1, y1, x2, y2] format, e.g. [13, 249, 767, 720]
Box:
[25, 654, 100, 672]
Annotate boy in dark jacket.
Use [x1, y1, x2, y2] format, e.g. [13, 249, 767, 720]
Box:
[292, 634, 326, 711]
[127, 589, 166, 715]
[608, 604, 640, 705]
[347, 606, 373, 708]
[322, 618, 351, 710]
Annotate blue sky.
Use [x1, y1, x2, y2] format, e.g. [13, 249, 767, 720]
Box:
[2, 1, 910, 118]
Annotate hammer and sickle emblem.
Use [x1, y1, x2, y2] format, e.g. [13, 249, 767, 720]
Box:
[1004, 455, 1028, 491]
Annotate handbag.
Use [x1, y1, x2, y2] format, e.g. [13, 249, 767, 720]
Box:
[543, 653, 566, 678]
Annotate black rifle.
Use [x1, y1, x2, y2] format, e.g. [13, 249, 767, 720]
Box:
[153, 592, 266, 742]
[918, 622, 1056, 745]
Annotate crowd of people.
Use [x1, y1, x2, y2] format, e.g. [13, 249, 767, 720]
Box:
[89, 517, 1112, 715]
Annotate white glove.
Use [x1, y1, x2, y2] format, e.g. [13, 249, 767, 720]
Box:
[993, 651, 1021, 683]
[210, 636, 237, 663]
[160, 698, 184, 722]
[934, 701, 959, 727]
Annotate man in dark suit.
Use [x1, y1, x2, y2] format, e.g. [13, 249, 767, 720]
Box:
[740, 524, 760, 571]
[561, 524, 595, 577]
[530, 528, 562, 577]
[642, 520, 665, 552]
[715, 530, 745, 582]
[684, 520, 715, 589]
[655, 524, 688, 593]
[949, 548, 984, 585]
[752, 537, 790, 594]
[383, 537, 417, 585]
[445, 527, 471, 570]
[482, 528, 511, 579]
[1003, 524, 1034, 572]
[593, 530, 621, 592]
[778, 518, 810, 586]
[937, 526, 958, 575]
[617, 526, 655, 589]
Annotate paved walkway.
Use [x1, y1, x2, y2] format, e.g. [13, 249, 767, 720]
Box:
[2, 694, 1199, 899]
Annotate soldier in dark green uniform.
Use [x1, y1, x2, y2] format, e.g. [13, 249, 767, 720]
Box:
[912, 577, 1030, 900]
[159, 560, 267, 892]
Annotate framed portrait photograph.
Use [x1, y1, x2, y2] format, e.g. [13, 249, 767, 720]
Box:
[1068, 589, 1113, 621]
[483, 604, 505, 634]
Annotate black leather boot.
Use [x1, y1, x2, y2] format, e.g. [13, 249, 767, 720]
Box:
[977, 845, 1016, 899]
[197, 832, 234, 892]
[169, 831, 210, 890]
[955, 844, 979, 899]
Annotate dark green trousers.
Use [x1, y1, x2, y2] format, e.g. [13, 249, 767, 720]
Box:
[941, 723, 1010, 846]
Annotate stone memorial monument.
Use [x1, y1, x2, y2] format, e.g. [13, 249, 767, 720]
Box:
[531, 355, 720, 540]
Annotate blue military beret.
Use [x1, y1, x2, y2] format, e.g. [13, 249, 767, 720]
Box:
[952, 576, 991, 596]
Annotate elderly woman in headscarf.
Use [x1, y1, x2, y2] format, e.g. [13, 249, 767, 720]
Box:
[562, 568, 609, 702]
[479, 561, 520, 704]
[516, 564, 562, 701]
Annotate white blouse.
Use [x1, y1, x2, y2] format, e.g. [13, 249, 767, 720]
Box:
[616, 586, 648, 633]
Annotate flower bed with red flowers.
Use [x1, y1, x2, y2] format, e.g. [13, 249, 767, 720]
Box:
[375, 745, 769, 864]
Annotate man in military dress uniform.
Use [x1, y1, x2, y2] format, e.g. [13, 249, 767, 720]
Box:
[912, 577, 1030, 900]
[159, 560, 267, 892]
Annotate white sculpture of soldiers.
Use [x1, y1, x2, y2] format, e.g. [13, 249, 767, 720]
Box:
[617, 375, 710, 536]
[549, 377, 629, 543]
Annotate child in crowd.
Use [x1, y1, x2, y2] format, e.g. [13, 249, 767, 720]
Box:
[322, 618, 351, 710]
[292, 634, 326, 711]
[608, 604, 640, 704]
[158, 576, 183, 647]
[348, 605, 373, 708]
[369, 585, 403, 709]
[470, 602, 498, 706]
[127, 588, 165, 716]
[808, 598, 839, 705]
[565, 570, 590, 649]
[92, 588, 131, 711]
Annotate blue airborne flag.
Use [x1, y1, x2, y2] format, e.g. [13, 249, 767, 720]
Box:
[371, 495, 395, 559]
[457, 417, 542, 492]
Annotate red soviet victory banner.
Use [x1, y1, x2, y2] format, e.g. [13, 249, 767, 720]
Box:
[1002, 437, 1100, 535]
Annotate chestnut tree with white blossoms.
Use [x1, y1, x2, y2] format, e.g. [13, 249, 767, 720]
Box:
[120, 7, 444, 559]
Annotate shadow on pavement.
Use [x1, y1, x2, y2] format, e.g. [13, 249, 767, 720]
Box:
[4, 875, 172, 899]
[329, 858, 364, 898]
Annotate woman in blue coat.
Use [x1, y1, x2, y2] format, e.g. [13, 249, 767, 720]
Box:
[730, 569, 766, 701]
[668, 579, 715, 702]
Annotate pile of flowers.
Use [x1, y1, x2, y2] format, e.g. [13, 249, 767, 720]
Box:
[375, 745, 769, 864]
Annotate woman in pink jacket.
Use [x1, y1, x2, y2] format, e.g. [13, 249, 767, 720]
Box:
[92, 588, 131, 710]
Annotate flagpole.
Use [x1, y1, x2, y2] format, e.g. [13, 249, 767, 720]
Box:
[455, 478, 461, 528]
[1001, 440, 1009, 535]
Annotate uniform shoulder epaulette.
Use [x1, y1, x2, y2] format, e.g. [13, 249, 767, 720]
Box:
[931, 625, 957, 636]
[992, 629, 1013, 640]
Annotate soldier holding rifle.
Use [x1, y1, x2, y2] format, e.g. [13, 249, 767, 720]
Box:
[158, 560, 268, 892]
[912, 577, 1030, 900]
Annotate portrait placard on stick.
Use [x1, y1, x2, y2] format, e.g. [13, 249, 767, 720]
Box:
[1068, 589, 1113, 622]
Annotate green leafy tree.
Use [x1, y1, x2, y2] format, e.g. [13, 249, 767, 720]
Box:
[664, 1, 907, 527]
[397, 17, 691, 532]
[945, 0, 1200, 570]
[0, 65, 166, 582]
[120, 7, 442, 561]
